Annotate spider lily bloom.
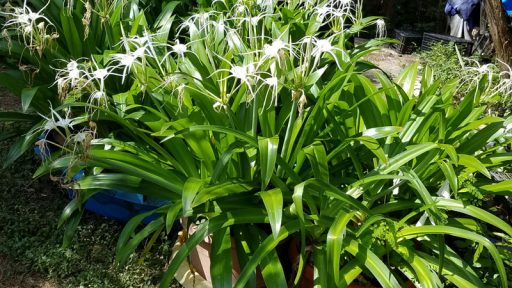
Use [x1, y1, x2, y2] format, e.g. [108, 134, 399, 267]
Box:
[1, 1, 56, 53]
[37, 107, 77, 147]
[109, 46, 148, 83]
[491, 68, 512, 99]
[160, 40, 192, 65]
[458, 58, 498, 95]
[255, 75, 279, 109]
[177, 11, 219, 38]
[213, 101, 227, 113]
[261, 39, 291, 64]
[325, 0, 358, 31]
[375, 19, 387, 38]
[255, 0, 276, 12]
[312, 5, 336, 24]
[53, 60, 87, 98]
[84, 58, 121, 91]
[226, 29, 247, 53]
[213, 58, 263, 103]
[307, 36, 345, 69]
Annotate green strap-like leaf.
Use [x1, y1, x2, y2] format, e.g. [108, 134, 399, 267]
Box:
[304, 142, 329, 182]
[382, 143, 437, 174]
[234, 221, 300, 288]
[160, 210, 269, 288]
[435, 198, 512, 237]
[258, 136, 279, 190]
[327, 211, 355, 286]
[211, 227, 233, 288]
[260, 188, 283, 240]
[345, 240, 401, 288]
[458, 154, 490, 178]
[182, 178, 204, 217]
[397, 226, 508, 288]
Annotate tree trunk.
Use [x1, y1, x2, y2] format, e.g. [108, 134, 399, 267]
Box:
[484, 0, 512, 72]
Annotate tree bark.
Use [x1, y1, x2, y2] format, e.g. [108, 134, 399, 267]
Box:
[484, 0, 512, 72]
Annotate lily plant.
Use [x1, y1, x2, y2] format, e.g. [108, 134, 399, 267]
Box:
[3, 0, 512, 287]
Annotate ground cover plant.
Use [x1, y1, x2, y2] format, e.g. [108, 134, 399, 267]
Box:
[2, 0, 512, 287]
[0, 123, 181, 288]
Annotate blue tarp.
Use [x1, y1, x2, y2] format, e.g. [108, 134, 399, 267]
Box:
[504, 0, 512, 16]
[445, 0, 480, 20]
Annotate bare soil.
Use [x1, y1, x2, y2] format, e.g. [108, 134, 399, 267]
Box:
[0, 256, 57, 288]
[363, 46, 419, 79]
[0, 87, 20, 111]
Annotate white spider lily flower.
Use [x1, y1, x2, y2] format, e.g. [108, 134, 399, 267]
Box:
[53, 59, 87, 98]
[2, 1, 56, 53]
[210, 19, 226, 37]
[38, 106, 76, 137]
[172, 41, 187, 56]
[315, 39, 333, 54]
[226, 29, 245, 52]
[308, 36, 344, 68]
[437, 181, 451, 199]
[259, 36, 296, 67]
[109, 50, 144, 83]
[314, 5, 334, 19]
[117, 30, 166, 61]
[264, 76, 278, 87]
[178, 11, 219, 36]
[213, 101, 227, 112]
[375, 19, 387, 39]
[232, 4, 249, 17]
[90, 90, 106, 100]
[213, 56, 262, 102]
[312, 5, 335, 24]
[230, 65, 249, 81]
[71, 130, 93, 143]
[84, 59, 120, 92]
[260, 76, 279, 108]
[264, 39, 287, 59]
[489, 61, 512, 99]
[256, 0, 275, 12]
[331, 0, 353, 8]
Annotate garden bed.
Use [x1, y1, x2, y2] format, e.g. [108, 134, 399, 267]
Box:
[0, 123, 182, 288]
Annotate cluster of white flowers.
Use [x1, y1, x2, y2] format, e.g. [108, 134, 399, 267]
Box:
[1, 1, 58, 55]
[4, 0, 390, 142]
[459, 58, 512, 103]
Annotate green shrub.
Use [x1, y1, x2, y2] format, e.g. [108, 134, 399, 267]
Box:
[419, 42, 461, 84]
[3, 0, 512, 287]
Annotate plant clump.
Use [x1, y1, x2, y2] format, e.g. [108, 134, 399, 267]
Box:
[1, 0, 512, 287]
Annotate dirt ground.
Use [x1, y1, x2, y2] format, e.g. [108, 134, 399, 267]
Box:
[0, 87, 20, 111]
[0, 256, 57, 288]
[363, 46, 419, 79]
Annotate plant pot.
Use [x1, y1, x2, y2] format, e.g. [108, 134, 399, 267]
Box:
[186, 222, 240, 284]
[175, 220, 264, 287]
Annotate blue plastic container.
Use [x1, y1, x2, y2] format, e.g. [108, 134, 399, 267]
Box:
[68, 188, 169, 224]
[35, 140, 172, 225]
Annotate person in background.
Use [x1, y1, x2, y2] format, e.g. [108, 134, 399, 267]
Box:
[445, 0, 481, 40]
